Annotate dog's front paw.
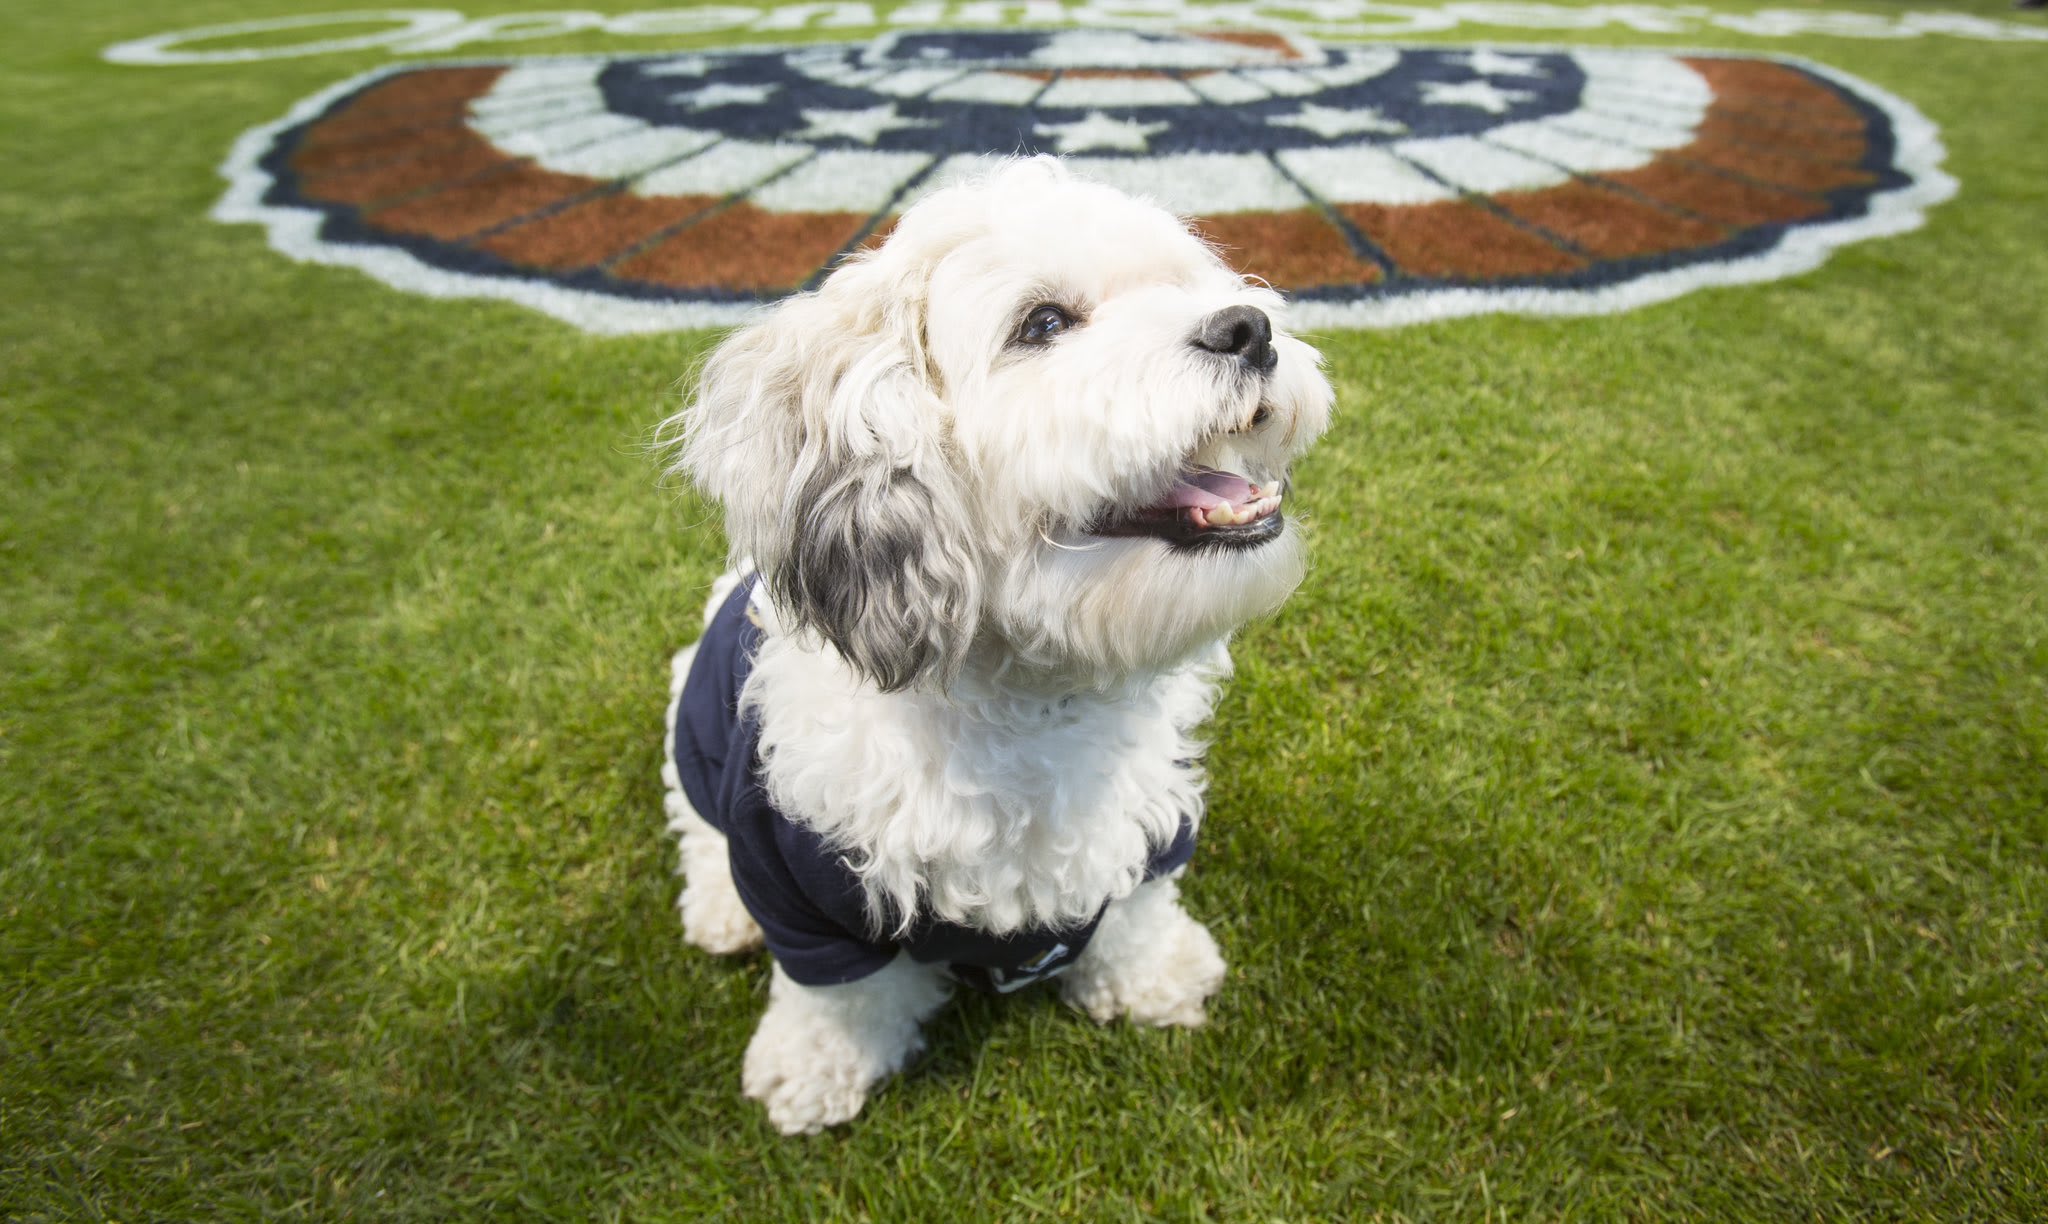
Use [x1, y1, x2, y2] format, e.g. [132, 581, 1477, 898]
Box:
[741, 959, 949, 1135]
[742, 1019, 918, 1135]
[1061, 877, 1226, 1028]
[681, 880, 766, 955]
[666, 790, 765, 956]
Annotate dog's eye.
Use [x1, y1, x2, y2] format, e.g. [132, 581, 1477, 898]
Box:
[1018, 304, 1074, 345]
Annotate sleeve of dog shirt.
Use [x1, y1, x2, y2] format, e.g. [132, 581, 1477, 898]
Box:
[1144, 804, 1201, 881]
[675, 576, 897, 986]
[718, 766, 900, 987]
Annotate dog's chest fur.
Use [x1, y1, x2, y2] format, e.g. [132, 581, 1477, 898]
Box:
[745, 633, 1228, 935]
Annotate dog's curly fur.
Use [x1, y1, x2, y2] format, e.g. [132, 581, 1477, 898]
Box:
[659, 156, 1333, 1135]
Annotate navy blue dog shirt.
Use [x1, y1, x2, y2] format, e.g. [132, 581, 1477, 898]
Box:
[669, 577, 1197, 994]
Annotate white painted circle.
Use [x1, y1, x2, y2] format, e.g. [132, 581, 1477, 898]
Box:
[101, 10, 465, 66]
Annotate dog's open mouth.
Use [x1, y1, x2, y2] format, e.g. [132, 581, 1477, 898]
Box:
[1088, 453, 1286, 551]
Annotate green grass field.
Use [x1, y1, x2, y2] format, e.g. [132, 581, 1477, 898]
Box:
[5, 2, 2046, 1218]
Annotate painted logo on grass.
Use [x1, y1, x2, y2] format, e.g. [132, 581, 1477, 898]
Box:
[216, 29, 1954, 332]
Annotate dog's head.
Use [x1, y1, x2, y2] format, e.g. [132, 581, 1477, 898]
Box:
[672, 156, 1333, 690]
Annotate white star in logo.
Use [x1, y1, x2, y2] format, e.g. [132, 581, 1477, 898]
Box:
[671, 82, 779, 111]
[1419, 79, 1536, 114]
[794, 104, 937, 145]
[641, 55, 716, 78]
[1448, 49, 1549, 78]
[1267, 103, 1408, 139]
[1033, 110, 1171, 154]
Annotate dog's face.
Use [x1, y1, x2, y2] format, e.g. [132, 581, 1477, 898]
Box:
[674, 157, 1333, 689]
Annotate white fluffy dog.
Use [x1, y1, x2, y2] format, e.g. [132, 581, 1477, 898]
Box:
[659, 156, 1332, 1135]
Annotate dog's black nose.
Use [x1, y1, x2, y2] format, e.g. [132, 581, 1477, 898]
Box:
[1193, 305, 1277, 373]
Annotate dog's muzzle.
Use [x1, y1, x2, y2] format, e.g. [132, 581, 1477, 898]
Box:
[1087, 306, 1294, 550]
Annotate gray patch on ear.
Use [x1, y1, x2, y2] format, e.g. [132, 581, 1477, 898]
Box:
[775, 459, 978, 693]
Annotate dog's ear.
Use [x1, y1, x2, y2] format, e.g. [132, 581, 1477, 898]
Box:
[669, 255, 980, 692]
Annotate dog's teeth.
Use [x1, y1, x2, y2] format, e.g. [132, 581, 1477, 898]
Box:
[1207, 503, 1237, 526]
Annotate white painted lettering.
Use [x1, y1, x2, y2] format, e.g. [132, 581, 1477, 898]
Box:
[1579, 5, 1711, 34]
[606, 7, 763, 35]
[1709, 9, 1912, 39]
[100, 2, 2048, 67]
[1900, 11, 2048, 41]
[393, 10, 608, 54]
[1440, 3, 1605, 30]
[948, 1, 1070, 25]
[887, 2, 954, 24]
[1301, 2, 1460, 33]
[751, 3, 880, 30]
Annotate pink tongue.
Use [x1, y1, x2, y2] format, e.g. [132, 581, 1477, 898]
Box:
[1165, 467, 1256, 511]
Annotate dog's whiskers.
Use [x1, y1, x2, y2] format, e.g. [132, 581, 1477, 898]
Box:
[1038, 522, 1103, 552]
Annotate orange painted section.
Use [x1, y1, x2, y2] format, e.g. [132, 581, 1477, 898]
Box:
[1494, 180, 1728, 260]
[1343, 201, 1581, 280]
[1194, 211, 1382, 289]
[479, 192, 721, 271]
[615, 205, 871, 292]
[366, 161, 596, 243]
